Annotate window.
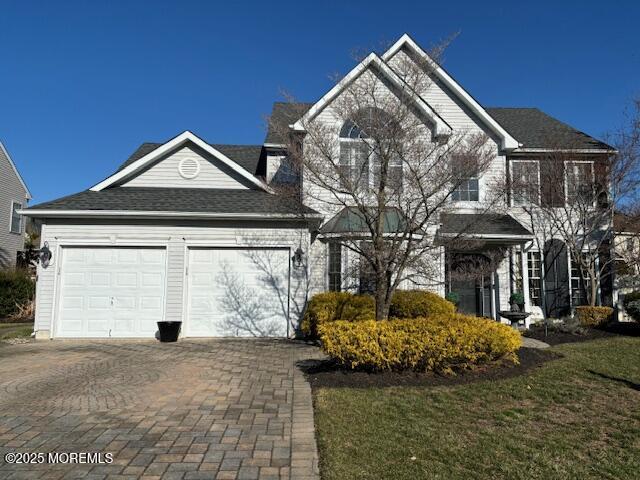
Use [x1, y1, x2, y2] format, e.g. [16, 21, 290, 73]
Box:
[527, 251, 542, 306]
[566, 162, 594, 205]
[451, 155, 479, 201]
[571, 254, 593, 306]
[10, 202, 22, 234]
[339, 107, 402, 192]
[511, 160, 540, 205]
[328, 242, 342, 292]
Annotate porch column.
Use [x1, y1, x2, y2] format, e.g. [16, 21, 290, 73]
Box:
[521, 245, 530, 312]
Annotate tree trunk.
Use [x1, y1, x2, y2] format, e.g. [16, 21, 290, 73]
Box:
[374, 273, 391, 320]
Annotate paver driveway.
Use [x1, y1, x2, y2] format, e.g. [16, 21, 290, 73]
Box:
[0, 339, 322, 480]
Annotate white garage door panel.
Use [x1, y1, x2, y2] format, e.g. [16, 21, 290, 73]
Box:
[187, 248, 290, 337]
[57, 247, 166, 338]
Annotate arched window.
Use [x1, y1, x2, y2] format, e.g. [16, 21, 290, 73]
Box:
[338, 107, 402, 191]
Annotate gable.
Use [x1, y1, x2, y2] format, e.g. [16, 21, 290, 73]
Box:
[91, 131, 269, 192]
[122, 144, 253, 190]
[382, 35, 519, 150]
[0, 142, 31, 199]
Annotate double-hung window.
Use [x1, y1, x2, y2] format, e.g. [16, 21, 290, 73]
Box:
[527, 251, 542, 306]
[339, 141, 370, 190]
[328, 242, 342, 292]
[451, 155, 479, 201]
[571, 253, 593, 306]
[566, 161, 594, 205]
[511, 160, 540, 205]
[10, 201, 22, 234]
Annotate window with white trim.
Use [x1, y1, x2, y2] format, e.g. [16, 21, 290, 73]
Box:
[451, 155, 479, 202]
[328, 242, 342, 292]
[10, 201, 22, 234]
[571, 253, 593, 306]
[511, 160, 540, 205]
[338, 107, 402, 192]
[566, 161, 594, 205]
[527, 251, 542, 306]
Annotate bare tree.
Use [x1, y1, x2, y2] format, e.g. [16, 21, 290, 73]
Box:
[515, 99, 640, 309]
[271, 41, 505, 320]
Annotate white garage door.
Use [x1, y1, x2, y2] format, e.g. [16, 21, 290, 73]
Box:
[56, 247, 167, 338]
[186, 248, 290, 337]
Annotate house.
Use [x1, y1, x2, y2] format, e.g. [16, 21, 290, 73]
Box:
[0, 141, 31, 268]
[22, 34, 614, 339]
[612, 212, 640, 320]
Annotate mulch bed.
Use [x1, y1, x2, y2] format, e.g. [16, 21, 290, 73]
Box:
[524, 321, 640, 346]
[300, 347, 560, 389]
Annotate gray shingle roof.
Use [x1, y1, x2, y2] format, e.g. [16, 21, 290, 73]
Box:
[265, 102, 313, 145]
[27, 187, 319, 216]
[440, 213, 532, 237]
[118, 143, 265, 175]
[485, 108, 612, 151]
[265, 102, 612, 151]
[319, 207, 423, 235]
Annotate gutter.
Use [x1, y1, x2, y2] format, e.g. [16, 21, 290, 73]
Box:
[18, 209, 324, 221]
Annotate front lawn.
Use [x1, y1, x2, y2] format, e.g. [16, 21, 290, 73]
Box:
[0, 322, 33, 341]
[313, 336, 640, 479]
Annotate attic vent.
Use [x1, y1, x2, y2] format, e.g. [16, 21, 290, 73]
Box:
[178, 157, 201, 179]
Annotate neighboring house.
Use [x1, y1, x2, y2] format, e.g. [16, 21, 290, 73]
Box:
[23, 34, 614, 339]
[613, 212, 640, 320]
[0, 141, 31, 268]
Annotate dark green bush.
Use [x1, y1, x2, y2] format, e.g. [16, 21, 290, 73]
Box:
[0, 270, 35, 318]
[625, 300, 640, 322]
[389, 290, 455, 319]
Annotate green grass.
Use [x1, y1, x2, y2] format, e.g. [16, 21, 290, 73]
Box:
[313, 337, 640, 480]
[0, 323, 33, 340]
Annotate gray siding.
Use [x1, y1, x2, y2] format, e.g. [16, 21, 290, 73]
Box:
[0, 144, 28, 268]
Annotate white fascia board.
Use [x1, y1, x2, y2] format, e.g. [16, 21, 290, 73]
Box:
[438, 232, 533, 240]
[291, 53, 452, 137]
[382, 34, 521, 151]
[511, 147, 617, 154]
[90, 131, 271, 192]
[0, 141, 32, 199]
[18, 209, 323, 221]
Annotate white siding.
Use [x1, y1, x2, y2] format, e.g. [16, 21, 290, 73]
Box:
[123, 146, 252, 189]
[34, 220, 311, 338]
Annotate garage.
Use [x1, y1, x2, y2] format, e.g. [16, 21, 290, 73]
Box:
[186, 247, 291, 337]
[56, 247, 167, 338]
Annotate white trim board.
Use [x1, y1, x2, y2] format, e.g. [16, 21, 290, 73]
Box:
[90, 131, 271, 192]
[0, 141, 32, 199]
[381, 34, 520, 151]
[291, 53, 453, 138]
[19, 209, 324, 221]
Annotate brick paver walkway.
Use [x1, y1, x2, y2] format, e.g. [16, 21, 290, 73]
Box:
[0, 339, 322, 479]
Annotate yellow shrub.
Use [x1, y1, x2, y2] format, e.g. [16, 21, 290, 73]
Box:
[318, 314, 521, 373]
[389, 290, 455, 319]
[575, 306, 613, 327]
[300, 292, 374, 339]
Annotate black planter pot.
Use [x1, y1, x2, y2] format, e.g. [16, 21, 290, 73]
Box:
[157, 321, 181, 342]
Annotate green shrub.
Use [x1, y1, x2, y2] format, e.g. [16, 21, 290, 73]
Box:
[300, 292, 374, 339]
[0, 270, 35, 318]
[509, 292, 524, 305]
[625, 300, 640, 322]
[389, 290, 455, 319]
[575, 306, 613, 327]
[623, 291, 640, 321]
[445, 291, 459, 306]
[318, 314, 521, 373]
[622, 290, 640, 308]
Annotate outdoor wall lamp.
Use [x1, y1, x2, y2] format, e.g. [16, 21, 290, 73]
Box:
[292, 247, 305, 269]
[39, 241, 52, 268]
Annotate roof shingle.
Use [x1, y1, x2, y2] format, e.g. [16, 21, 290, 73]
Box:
[27, 187, 319, 216]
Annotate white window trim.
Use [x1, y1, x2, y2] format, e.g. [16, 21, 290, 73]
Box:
[9, 201, 22, 234]
[564, 160, 595, 207]
[510, 160, 541, 207]
[339, 138, 403, 191]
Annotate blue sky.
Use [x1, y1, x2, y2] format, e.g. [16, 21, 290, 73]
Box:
[1, 1, 638, 204]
